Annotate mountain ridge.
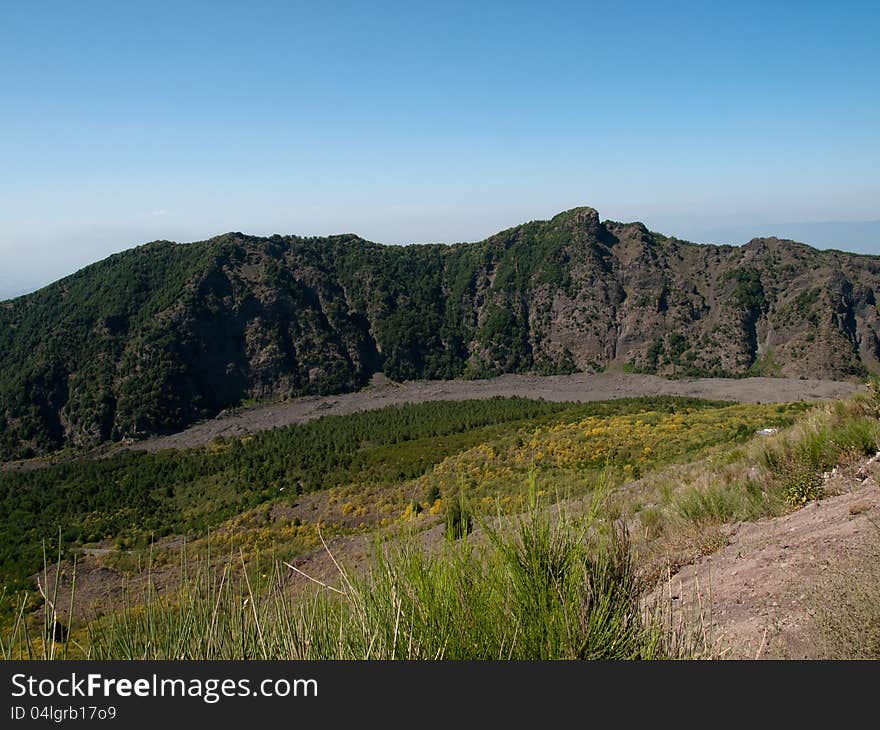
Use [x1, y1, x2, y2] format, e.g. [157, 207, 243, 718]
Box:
[2, 206, 879, 460]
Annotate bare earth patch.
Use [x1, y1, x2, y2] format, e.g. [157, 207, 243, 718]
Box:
[658, 478, 880, 659]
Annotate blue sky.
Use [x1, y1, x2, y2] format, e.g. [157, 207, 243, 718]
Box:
[1, 0, 879, 297]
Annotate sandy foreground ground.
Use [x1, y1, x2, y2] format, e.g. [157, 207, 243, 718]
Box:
[656, 471, 880, 659]
[128, 372, 863, 452]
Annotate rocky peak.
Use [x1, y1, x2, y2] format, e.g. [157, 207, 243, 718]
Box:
[551, 206, 601, 233]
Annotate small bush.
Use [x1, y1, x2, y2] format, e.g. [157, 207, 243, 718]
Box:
[675, 483, 743, 524]
[639, 507, 664, 539]
[829, 417, 880, 456]
[425, 484, 441, 504]
[445, 496, 473, 540]
[781, 466, 823, 506]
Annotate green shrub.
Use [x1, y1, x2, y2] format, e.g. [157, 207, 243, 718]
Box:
[675, 483, 742, 523]
[424, 484, 441, 505]
[829, 417, 880, 456]
[782, 466, 823, 506]
[445, 496, 473, 540]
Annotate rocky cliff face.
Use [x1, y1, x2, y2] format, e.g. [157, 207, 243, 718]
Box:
[1, 206, 879, 459]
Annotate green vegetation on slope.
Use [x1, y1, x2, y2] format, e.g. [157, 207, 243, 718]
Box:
[2, 206, 877, 460]
[0, 397, 568, 590]
[4, 497, 700, 660]
[0, 397, 784, 582]
[0, 395, 805, 596]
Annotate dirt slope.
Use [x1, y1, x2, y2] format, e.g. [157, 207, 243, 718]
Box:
[658, 470, 880, 658]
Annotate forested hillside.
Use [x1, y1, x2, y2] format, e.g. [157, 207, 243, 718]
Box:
[2, 206, 879, 459]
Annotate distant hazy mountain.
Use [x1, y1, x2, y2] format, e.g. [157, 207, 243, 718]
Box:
[2, 206, 880, 460]
[674, 219, 880, 254]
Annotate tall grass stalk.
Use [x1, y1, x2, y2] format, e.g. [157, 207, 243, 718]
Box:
[1, 534, 79, 660]
[77, 499, 690, 660]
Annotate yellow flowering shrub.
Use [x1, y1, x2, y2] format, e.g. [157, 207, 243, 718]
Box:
[414, 404, 802, 504]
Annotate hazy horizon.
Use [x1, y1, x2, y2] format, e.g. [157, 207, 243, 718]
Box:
[2, 210, 879, 300]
